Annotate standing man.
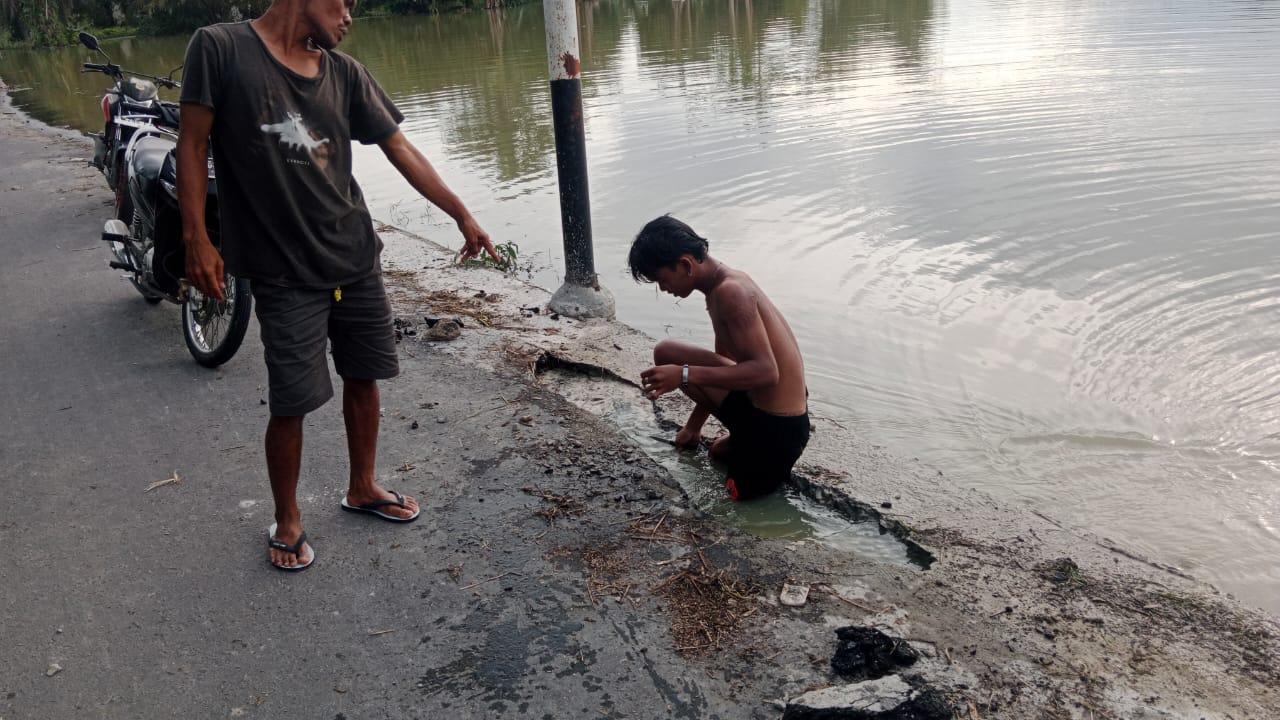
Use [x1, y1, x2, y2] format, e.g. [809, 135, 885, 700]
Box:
[630, 215, 811, 501]
[177, 0, 499, 570]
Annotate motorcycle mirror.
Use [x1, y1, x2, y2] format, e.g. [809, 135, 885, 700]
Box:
[78, 31, 100, 52]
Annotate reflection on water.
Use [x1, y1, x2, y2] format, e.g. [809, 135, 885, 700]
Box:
[5, 0, 1280, 613]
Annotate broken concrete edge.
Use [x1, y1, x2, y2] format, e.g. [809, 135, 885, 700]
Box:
[535, 349, 638, 388]
[372, 222, 1277, 627]
[788, 472, 937, 569]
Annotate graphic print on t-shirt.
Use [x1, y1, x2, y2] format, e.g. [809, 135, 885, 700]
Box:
[260, 112, 331, 170]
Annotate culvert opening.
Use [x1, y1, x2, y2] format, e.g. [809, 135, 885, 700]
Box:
[535, 359, 930, 569]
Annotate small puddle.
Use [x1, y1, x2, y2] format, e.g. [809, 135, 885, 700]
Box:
[546, 372, 922, 567]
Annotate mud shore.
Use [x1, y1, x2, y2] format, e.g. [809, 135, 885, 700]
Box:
[373, 224, 1280, 720]
[2, 82, 1277, 719]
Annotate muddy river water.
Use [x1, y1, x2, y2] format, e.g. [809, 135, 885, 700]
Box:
[4, 0, 1278, 613]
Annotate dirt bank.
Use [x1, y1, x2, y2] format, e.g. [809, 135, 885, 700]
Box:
[373, 223, 1279, 719]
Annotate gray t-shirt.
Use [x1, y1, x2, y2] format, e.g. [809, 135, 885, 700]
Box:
[180, 22, 404, 288]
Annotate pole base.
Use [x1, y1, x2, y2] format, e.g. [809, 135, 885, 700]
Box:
[549, 282, 615, 320]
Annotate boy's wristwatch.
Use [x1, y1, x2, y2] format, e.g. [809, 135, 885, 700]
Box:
[681, 364, 689, 388]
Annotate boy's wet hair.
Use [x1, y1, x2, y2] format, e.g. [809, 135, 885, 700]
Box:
[628, 215, 710, 283]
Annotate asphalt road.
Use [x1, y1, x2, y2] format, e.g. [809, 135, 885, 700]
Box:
[0, 105, 785, 720]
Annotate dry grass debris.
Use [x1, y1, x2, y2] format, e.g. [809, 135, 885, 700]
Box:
[653, 554, 765, 655]
[626, 513, 689, 544]
[523, 485, 585, 524]
[385, 282, 505, 328]
[580, 545, 634, 607]
[382, 268, 417, 284]
[145, 470, 182, 492]
[548, 511, 769, 657]
[500, 339, 544, 381]
[1037, 557, 1088, 587]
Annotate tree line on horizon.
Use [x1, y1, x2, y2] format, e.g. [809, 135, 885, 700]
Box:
[3, 0, 531, 47]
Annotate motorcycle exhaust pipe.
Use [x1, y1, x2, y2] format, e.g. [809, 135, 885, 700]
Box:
[103, 219, 139, 272]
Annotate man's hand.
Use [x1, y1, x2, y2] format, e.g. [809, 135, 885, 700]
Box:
[457, 216, 501, 265]
[185, 233, 225, 301]
[640, 364, 682, 400]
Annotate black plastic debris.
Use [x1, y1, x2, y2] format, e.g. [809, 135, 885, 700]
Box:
[831, 627, 919, 681]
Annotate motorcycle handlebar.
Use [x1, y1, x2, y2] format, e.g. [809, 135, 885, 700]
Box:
[81, 62, 180, 89]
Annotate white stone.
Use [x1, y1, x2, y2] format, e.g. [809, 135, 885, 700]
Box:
[787, 675, 913, 714]
[780, 583, 810, 606]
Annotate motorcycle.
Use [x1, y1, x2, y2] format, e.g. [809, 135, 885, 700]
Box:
[79, 31, 250, 368]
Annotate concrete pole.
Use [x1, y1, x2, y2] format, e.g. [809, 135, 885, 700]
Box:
[543, 0, 615, 320]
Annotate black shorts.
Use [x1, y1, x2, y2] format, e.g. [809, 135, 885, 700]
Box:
[251, 273, 399, 416]
[716, 391, 810, 501]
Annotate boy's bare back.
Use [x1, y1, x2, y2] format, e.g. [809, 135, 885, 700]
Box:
[706, 269, 807, 416]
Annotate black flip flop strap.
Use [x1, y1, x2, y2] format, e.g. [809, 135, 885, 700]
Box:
[268, 531, 307, 555]
[358, 491, 406, 511]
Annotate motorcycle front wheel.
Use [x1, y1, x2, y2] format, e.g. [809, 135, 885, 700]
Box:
[183, 274, 252, 368]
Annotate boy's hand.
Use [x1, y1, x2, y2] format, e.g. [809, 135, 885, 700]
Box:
[640, 364, 681, 400]
[674, 425, 702, 449]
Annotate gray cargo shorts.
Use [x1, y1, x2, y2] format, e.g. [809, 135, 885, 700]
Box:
[251, 272, 399, 416]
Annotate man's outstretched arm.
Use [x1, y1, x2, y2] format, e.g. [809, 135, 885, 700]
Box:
[377, 130, 500, 264]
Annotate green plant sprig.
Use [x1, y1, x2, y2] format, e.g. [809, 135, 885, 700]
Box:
[457, 240, 519, 274]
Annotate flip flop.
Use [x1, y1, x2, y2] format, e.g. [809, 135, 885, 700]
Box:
[267, 522, 315, 571]
[340, 490, 420, 523]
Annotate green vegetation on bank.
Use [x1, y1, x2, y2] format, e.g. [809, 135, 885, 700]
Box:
[1, 0, 533, 48]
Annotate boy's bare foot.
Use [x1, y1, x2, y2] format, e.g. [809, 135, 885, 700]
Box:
[342, 486, 420, 522]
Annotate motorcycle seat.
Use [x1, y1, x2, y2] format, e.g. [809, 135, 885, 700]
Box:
[156, 101, 180, 129]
